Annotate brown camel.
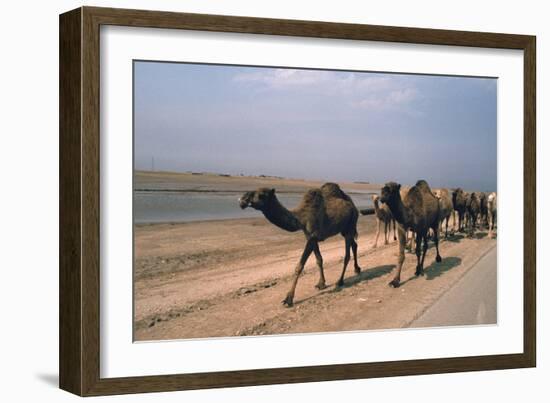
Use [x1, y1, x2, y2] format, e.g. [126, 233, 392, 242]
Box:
[239, 183, 371, 306]
[366, 194, 396, 248]
[478, 192, 489, 228]
[379, 180, 442, 288]
[487, 192, 497, 237]
[452, 188, 468, 232]
[434, 189, 454, 238]
[467, 192, 481, 235]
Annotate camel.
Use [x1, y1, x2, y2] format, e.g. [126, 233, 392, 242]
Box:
[239, 183, 372, 306]
[434, 189, 454, 238]
[451, 188, 467, 232]
[467, 192, 481, 235]
[379, 180, 442, 288]
[478, 192, 489, 228]
[463, 192, 472, 229]
[487, 192, 497, 237]
[397, 186, 416, 253]
[364, 194, 396, 248]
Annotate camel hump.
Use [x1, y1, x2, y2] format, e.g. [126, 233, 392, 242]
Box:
[320, 182, 352, 202]
[414, 179, 432, 193]
[302, 189, 325, 209]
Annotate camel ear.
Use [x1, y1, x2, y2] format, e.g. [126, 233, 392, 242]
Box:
[270, 188, 276, 195]
[397, 184, 401, 190]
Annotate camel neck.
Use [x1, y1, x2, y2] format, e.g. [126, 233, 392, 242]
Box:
[262, 197, 302, 232]
[387, 194, 411, 227]
[373, 198, 381, 214]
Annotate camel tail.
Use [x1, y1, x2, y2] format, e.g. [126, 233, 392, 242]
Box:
[360, 208, 375, 216]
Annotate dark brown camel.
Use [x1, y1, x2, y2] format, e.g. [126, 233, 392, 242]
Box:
[478, 192, 489, 228]
[379, 180, 442, 288]
[239, 183, 371, 306]
[467, 192, 481, 235]
[434, 188, 454, 238]
[487, 192, 497, 237]
[452, 188, 467, 232]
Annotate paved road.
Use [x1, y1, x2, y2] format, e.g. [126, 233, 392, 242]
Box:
[411, 246, 497, 328]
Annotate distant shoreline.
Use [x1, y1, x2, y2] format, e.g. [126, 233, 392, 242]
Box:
[134, 188, 378, 195]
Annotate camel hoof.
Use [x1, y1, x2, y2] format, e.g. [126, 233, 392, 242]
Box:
[336, 279, 345, 288]
[281, 296, 294, 307]
[389, 279, 400, 288]
[436, 255, 442, 263]
[415, 267, 424, 276]
[315, 282, 327, 290]
[354, 266, 361, 274]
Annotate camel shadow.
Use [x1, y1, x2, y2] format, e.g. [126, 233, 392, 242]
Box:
[335, 264, 396, 290]
[424, 256, 462, 280]
[444, 233, 465, 243]
[398, 256, 462, 286]
[473, 231, 488, 239]
[293, 264, 395, 305]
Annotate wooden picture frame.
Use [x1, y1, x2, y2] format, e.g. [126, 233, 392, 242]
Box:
[59, 6, 536, 396]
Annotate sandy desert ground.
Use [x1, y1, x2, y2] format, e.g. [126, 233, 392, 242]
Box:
[133, 171, 496, 341]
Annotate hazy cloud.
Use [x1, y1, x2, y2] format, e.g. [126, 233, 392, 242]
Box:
[134, 62, 497, 191]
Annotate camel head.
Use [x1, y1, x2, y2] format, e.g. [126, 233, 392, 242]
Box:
[239, 188, 276, 211]
[379, 182, 401, 204]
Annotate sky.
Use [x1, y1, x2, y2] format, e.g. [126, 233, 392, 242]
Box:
[134, 61, 497, 191]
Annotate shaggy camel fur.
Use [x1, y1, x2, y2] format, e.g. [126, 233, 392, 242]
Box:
[434, 188, 454, 238]
[367, 194, 396, 248]
[239, 183, 371, 306]
[487, 192, 497, 237]
[452, 188, 468, 232]
[380, 180, 442, 288]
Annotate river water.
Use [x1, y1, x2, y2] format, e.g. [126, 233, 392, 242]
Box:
[134, 191, 375, 224]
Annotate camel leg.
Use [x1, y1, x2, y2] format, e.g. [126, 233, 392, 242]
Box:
[417, 235, 429, 276]
[470, 214, 477, 237]
[389, 226, 406, 288]
[393, 219, 397, 241]
[282, 239, 314, 307]
[336, 238, 352, 287]
[445, 216, 449, 238]
[451, 210, 456, 233]
[373, 219, 380, 248]
[409, 230, 416, 253]
[384, 221, 389, 245]
[433, 226, 442, 263]
[414, 232, 423, 276]
[351, 238, 361, 274]
[312, 242, 327, 290]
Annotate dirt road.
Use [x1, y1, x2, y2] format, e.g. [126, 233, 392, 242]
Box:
[134, 215, 497, 341]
